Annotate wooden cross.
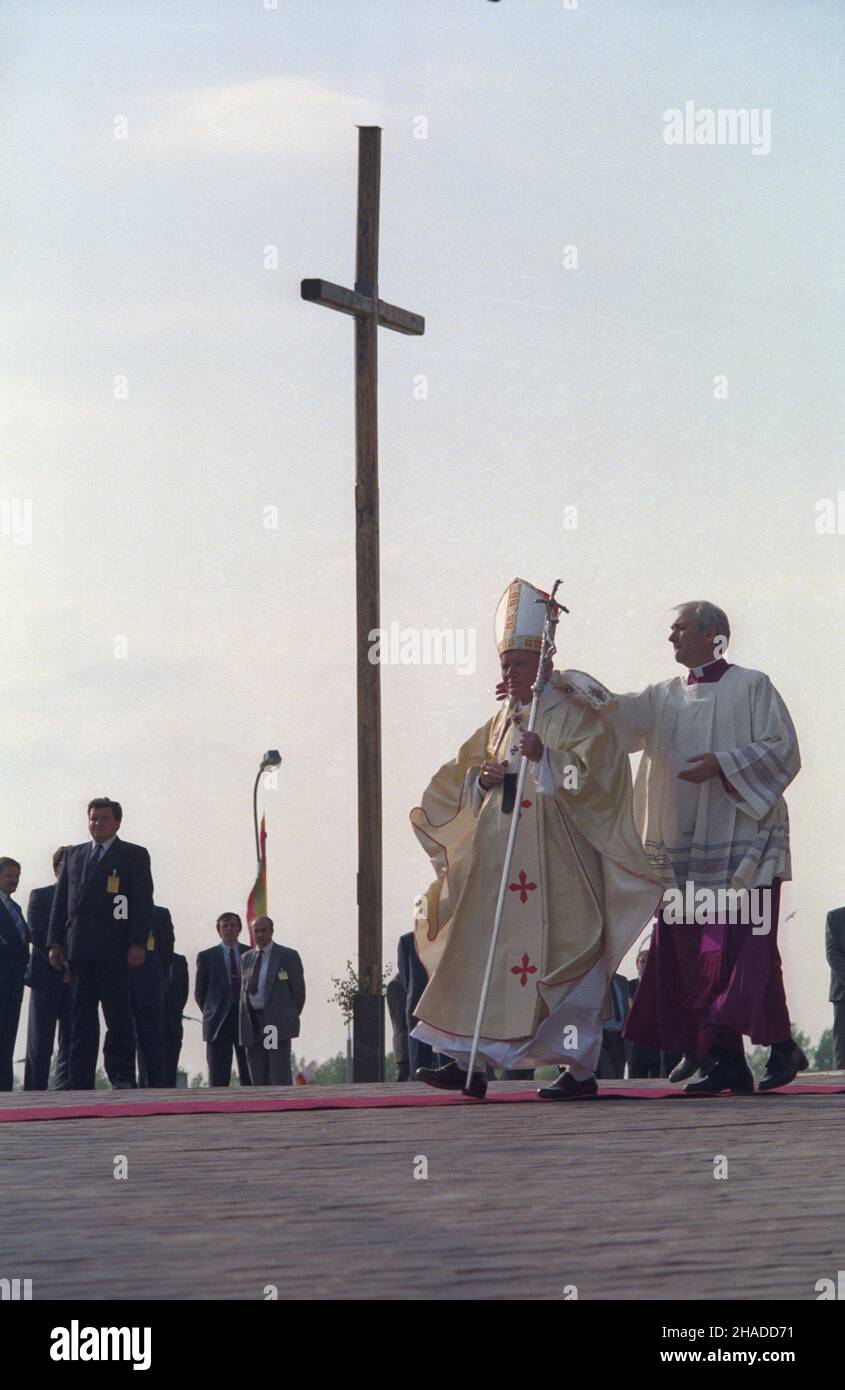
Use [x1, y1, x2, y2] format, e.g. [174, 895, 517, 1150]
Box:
[301, 126, 425, 1082]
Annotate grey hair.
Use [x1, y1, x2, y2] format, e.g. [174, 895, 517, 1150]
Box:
[675, 601, 730, 645]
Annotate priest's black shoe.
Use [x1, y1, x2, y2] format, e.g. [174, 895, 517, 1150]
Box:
[683, 1049, 754, 1095]
[758, 1040, 809, 1092]
[668, 1053, 699, 1084]
[416, 1060, 487, 1100]
[537, 1070, 598, 1101]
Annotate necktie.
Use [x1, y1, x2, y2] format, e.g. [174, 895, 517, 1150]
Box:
[86, 843, 104, 880]
[229, 948, 239, 1001]
[249, 949, 263, 998]
[8, 899, 26, 943]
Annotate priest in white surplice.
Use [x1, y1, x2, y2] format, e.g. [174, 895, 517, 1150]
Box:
[610, 600, 804, 1095]
[409, 578, 663, 1101]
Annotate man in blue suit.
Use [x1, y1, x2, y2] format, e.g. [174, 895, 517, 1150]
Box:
[195, 912, 252, 1087]
[124, 904, 175, 1088]
[162, 950, 190, 1086]
[24, 847, 75, 1090]
[0, 856, 29, 1091]
[48, 798, 155, 1090]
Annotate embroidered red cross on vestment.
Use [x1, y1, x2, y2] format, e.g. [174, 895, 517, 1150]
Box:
[509, 869, 537, 903]
[511, 954, 537, 987]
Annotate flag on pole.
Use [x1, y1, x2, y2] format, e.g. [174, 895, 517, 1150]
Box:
[247, 814, 267, 947]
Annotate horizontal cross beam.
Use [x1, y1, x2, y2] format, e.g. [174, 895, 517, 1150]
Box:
[301, 278, 425, 336]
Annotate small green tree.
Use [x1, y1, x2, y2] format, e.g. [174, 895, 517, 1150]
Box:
[313, 1052, 348, 1085]
[813, 1028, 834, 1072]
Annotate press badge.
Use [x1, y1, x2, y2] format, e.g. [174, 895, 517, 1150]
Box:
[106, 873, 120, 893]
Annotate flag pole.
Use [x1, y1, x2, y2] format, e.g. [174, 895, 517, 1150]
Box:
[462, 582, 566, 1096]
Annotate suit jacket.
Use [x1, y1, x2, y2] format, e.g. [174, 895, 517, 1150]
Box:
[826, 907, 845, 1003]
[130, 906, 175, 1010]
[25, 884, 65, 990]
[196, 941, 251, 1042]
[0, 895, 29, 984]
[238, 942, 305, 1046]
[163, 953, 189, 1030]
[47, 837, 155, 963]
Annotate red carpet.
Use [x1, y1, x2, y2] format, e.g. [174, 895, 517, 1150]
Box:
[1, 1081, 843, 1123]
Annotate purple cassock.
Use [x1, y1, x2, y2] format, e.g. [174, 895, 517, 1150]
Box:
[623, 659, 792, 1057]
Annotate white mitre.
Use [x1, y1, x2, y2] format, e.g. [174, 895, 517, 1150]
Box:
[494, 577, 547, 653]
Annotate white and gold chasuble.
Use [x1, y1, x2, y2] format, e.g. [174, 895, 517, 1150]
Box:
[410, 675, 662, 1075]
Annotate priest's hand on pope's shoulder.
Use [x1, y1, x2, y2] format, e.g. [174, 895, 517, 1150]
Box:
[519, 731, 544, 762]
[678, 753, 720, 783]
[479, 760, 509, 790]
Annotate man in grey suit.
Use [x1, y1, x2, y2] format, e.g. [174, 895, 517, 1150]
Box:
[825, 906, 845, 1069]
[239, 917, 305, 1086]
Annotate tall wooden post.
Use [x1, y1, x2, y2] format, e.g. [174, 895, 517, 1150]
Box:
[354, 130, 383, 1079]
[301, 128, 425, 1080]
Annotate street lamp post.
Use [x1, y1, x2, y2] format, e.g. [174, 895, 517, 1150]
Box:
[253, 749, 282, 860]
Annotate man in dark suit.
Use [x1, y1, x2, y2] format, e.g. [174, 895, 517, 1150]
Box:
[825, 906, 845, 1069]
[398, 930, 442, 1076]
[124, 904, 175, 1088]
[162, 949, 189, 1087]
[47, 798, 154, 1090]
[238, 916, 305, 1085]
[386, 972, 410, 1081]
[597, 972, 630, 1079]
[0, 856, 29, 1091]
[24, 847, 74, 1090]
[195, 912, 252, 1086]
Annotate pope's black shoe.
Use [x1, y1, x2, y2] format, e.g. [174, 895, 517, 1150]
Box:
[668, 1053, 700, 1084]
[416, 1060, 487, 1100]
[683, 1048, 754, 1096]
[537, 1070, 598, 1101]
[758, 1040, 809, 1092]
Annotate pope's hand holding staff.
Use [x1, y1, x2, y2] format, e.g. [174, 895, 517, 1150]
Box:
[410, 578, 664, 1101]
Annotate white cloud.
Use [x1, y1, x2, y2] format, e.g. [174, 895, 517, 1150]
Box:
[139, 76, 384, 158]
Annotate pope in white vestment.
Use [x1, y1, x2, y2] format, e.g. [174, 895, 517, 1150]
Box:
[410, 579, 663, 1099]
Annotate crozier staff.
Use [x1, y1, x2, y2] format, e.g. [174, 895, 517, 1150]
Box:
[410, 577, 662, 1101]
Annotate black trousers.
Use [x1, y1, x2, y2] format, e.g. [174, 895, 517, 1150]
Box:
[162, 1022, 183, 1087]
[834, 1001, 845, 1070]
[597, 1031, 627, 1079]
[24, 981, 73, 1090]
[0, 958, 26, 1091]
[206, 1003, 252, 1087]
[129, 1005, 166, 1088]
[69, 958, 134, 1089]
